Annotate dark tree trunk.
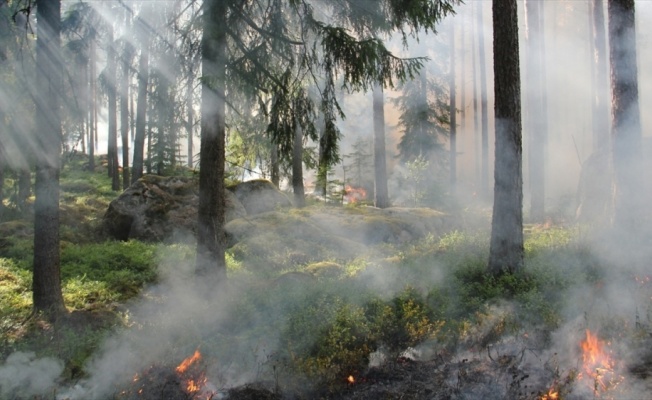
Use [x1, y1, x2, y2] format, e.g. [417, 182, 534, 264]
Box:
[592, 0, 610, 151]
[292, 118, 306, 208]
[33, 0, 66, 317]
[196, 0, 227, 283]
[132, 26, 149, 182]
[488, 0, 524, 275]
[478, 1, 490, 198]
[107, 29, 120, 191]
[525, 0, 547, 222]
[121, 44, 133, 189]
[449, 21, 457, 192]
[608, 0, 642, 232]
[373, 84, 389, 208]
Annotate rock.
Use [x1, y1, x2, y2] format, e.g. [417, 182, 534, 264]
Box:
[103, 175, 246, 242]
[228, 179, 292, 215]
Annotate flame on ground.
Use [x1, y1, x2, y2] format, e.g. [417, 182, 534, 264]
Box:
[579, 329, 623, 395]
[344, 185, 367, 203]
[347, 375, 355, 384]
[539, 388, 559, 400]
[176, 349, 201, 374]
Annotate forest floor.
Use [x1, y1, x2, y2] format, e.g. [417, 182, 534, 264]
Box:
[1, 158, 652, 400]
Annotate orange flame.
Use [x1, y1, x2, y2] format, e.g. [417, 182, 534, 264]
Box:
[539, 388, 559, 400]
[347, 375, 355, 384]
[581, 330, 613, 375]
[176, 349, 201, 374]
[344, 185, 367, 203]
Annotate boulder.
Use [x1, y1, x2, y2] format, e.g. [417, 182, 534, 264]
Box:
[228, 179, 292, 214]
[103, 175, 246, 242]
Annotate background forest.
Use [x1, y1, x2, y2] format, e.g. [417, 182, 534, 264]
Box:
[1, 0, 652, 399]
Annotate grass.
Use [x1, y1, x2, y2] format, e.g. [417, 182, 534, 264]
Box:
[1, 157, 650, 399]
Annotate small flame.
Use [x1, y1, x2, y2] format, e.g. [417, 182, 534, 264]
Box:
[539, 388, 558, 400]
[344, 185, 367, 203]
[347, 375, 355, 384]
[176, 349, 202, 374]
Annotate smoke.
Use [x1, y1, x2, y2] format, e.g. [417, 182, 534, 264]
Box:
[0, 352, 64, 398]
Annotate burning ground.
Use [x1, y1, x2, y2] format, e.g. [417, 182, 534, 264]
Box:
[2, 184, 652, 399]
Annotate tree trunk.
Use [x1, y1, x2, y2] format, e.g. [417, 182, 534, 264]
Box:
[449, 21, 457, 192]
[107, 28, 120, 191]
[89, 39, 96, 171]
[196, 0, 227, 283]
[608, 0, 642, 232]
[292, 116, 306, 208]
[315, 128, 328, 197]
[120, 44, 132, 189]
[478, 1, 490, 198]
[525, 0, 547, 222]
[132, 25, 149, 182]
[373, 83, 389, 208]
[186, 68, 195, 168]
[488, 0, 524, 275]
[33, 0, 66, 317]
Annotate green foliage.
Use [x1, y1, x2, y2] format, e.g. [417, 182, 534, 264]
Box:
[365, 287, 445, 354]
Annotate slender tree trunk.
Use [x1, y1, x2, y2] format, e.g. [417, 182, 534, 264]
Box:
[525, 0, 547, 222]
[449, 21, 457, 192]
[478, 1, 490, 197]
[460, 10, 466, 166]
[196, 0, 227, 283]
[89, 40, 96, 171]
[608, 0, 642, 232]
[121, 44, 132, 189]
[315, 128, 327, 197]
[373, 83, 389, 208]
[33, 0, 66, 317]
[186, 68, 195, 168]
[132, 26, 149, 182]
[156, 75, 169, 176]
[488, 0, 524, 275]
[293, 115, 306, 207]
[107, 29, 120, 190]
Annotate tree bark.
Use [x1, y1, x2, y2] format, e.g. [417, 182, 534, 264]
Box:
[33, 0, 66, 317]
[196, 0, 227, 283]
[488, 0, 524, 275]
[373, 83, 389, 208]
[608, 0, 642, 232]
[132, 25, 149, 182]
